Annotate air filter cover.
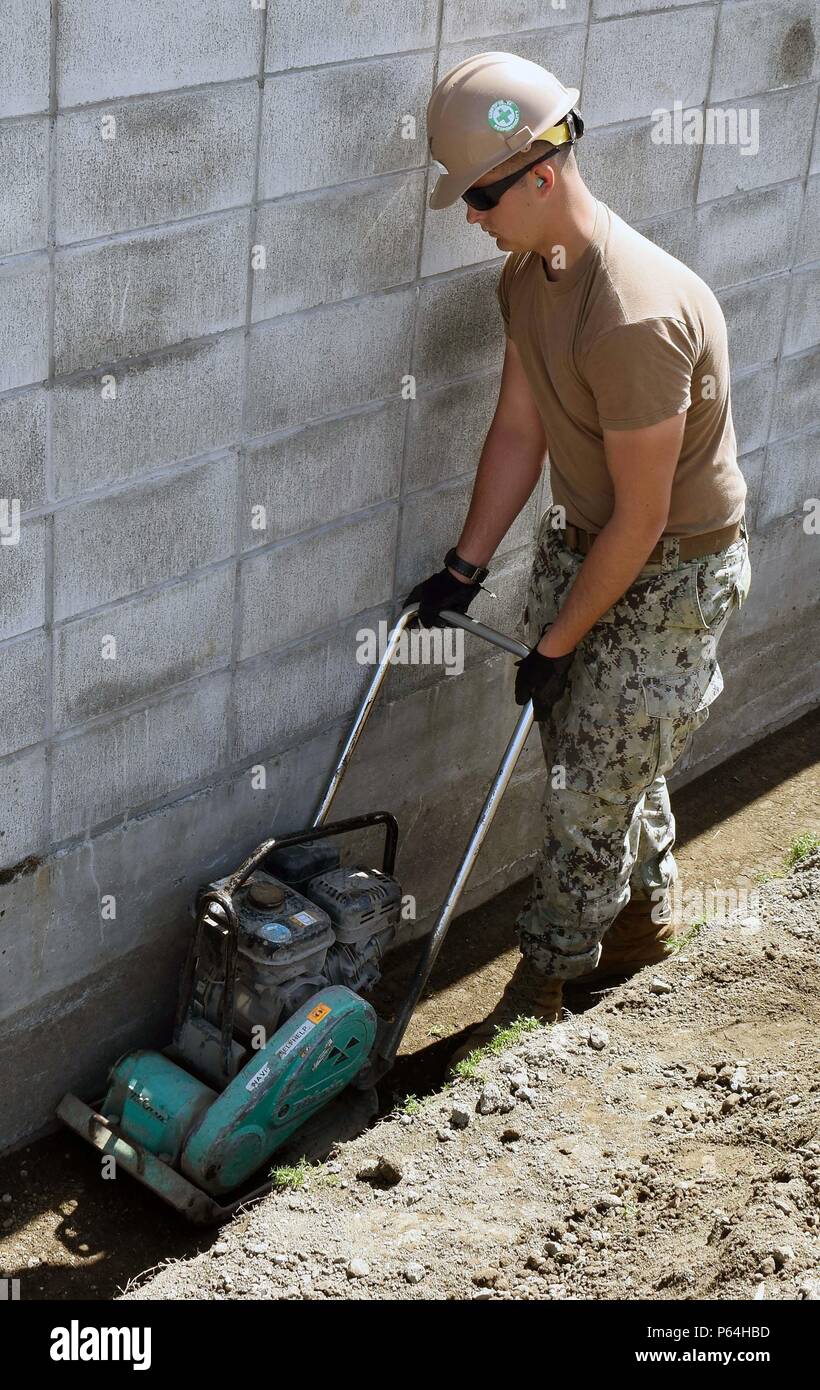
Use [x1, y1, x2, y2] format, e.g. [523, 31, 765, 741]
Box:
[305, 865, 402, 945]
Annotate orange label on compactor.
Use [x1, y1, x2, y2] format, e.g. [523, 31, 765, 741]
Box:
[307, 1003, 331, 1024]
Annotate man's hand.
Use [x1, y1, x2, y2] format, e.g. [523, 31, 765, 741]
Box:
[403, 566, 480, 629]
[514, 640, 575, 719]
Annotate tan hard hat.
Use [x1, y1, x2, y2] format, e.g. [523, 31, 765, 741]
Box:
[427, 51, 580, 210]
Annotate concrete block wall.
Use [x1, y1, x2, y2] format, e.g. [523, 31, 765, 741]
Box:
[0, 0, 817, 1151]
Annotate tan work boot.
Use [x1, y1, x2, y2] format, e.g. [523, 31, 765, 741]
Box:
[445, 957, 563, 1079]
[570, 895, 675, 989]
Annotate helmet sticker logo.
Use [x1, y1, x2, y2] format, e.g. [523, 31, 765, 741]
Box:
[487, 99, 520, 133]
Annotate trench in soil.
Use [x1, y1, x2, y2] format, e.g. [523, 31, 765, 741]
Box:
[0, 708, 817, 1299]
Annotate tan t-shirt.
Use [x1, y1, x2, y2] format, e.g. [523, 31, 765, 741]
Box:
[496, 198, 747, 536]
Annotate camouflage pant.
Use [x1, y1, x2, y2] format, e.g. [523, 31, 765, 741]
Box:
[514, 507, 752, 980]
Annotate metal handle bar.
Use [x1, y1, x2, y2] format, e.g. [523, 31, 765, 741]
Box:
[309, 602, 536, 1082]
[313, 603, 530, 827]
[217, 811, 399, 897]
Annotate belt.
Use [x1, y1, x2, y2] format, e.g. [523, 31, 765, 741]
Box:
[561, 519, 743, 563]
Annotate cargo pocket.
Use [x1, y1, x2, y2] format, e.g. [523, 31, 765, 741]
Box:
[554, 661, 667, 802]
[641, 667, 721, 777]
[641, 663, 724, 719]
[733, 546, 752, 610]
[692, 542, 750, 631]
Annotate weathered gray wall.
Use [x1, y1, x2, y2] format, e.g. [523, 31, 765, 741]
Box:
[0, 1, 818, 1151]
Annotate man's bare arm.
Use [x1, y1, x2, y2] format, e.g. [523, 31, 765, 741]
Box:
[449, 339, 547, 581]
[538, 412, 687, 655]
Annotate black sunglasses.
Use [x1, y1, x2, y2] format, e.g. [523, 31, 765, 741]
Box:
[461, 143, 564, 211]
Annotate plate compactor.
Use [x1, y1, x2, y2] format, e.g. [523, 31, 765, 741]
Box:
[58, 605, 535, 1223]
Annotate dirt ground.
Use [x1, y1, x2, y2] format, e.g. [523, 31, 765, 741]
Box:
[1, 708, 818, 1300]
[123, 845, 820, 1303]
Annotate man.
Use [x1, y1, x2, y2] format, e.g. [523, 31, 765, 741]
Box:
[404, 52, 751, 1070]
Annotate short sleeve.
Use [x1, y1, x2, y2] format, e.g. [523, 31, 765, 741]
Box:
[496, 257, 513, 338]
[581, 318, 696, 430]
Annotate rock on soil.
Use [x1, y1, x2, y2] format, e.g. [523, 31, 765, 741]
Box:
[121, 853, 820, 1302]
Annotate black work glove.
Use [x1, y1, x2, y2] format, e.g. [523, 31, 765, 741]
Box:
[403, 566, 481, 630]
[514, 641, 575, 719]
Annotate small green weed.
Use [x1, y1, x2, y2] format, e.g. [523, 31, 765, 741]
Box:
[785, 832, 819, 868]
[450, 1015, 543, 1081]
[754, 832, 819, 884]
[269, 1158, 310, 1190]
[667, 918, 708, 952]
